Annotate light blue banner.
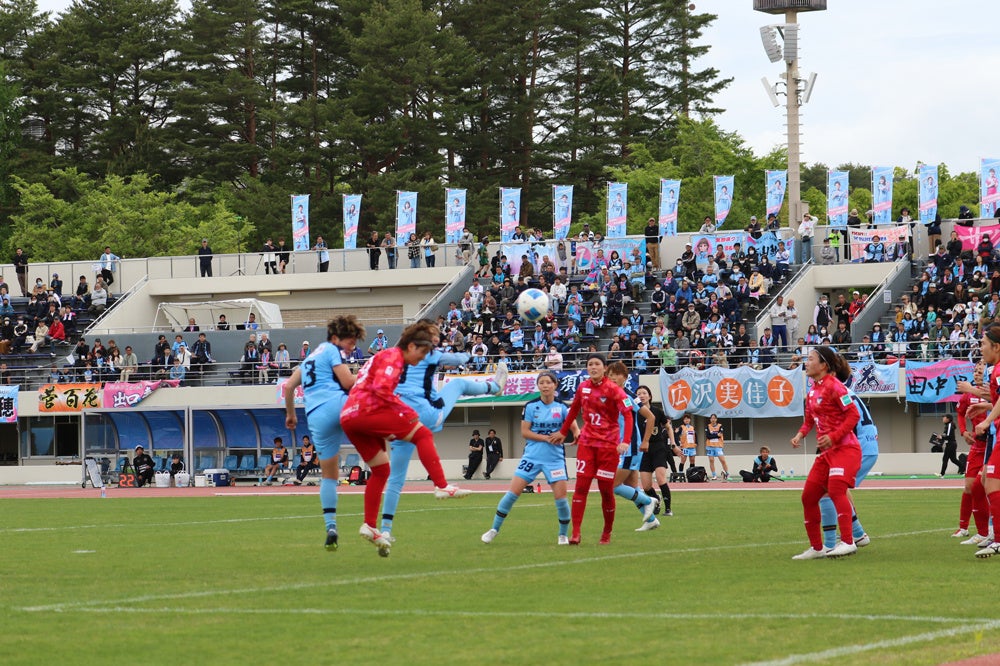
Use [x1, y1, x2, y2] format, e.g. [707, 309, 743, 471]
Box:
[872, 166, 894, 225]
[501, 188, 521, 243]
[981, 158, 1000, 218]
[827, 170, 849, 228]
[905, 359, 975, 404]
[291, 194, 310, 251]
[606, 182, 628, 238]
[659, 365, 804, 420]
[446, 188, 466, 245]
[342, 194, 361, 250]
[918, 164, 939, 224]
[714, 175, 734, 227]
[765, 170, 787, 218]
[0, 384, 18, 422]
[396, 191, 417, 247]
[849, 362, 899, 396]
[553, 185, 573, 240]
[659, 179, 680, 237]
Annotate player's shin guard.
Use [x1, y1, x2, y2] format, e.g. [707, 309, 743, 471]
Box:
[492, 491, 518, 532]
[819, 496, 838, 549]
[410, 426, 447, 488]
[320, 478, 339, 530]
[597, 477, 616, 536]
[363, 463, 390, 529]
[555, 497, 570, 537]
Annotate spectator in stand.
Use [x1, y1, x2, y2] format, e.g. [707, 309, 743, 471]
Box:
[88, 282, 108, 315]
[977, 234, 994, 267]
[832, 320, 852, 353]
[405, 232, 421, 268]
[819, 237, 835, 265]
[313, 236, 330, 273]
[12, 248, 28, 296]
[198, 239, 214, 277]
[366, 230, 381, 270]
[644, 217, 661, 269]
[121, 345, 138, 382]
[799, 213, 817, 263]
[169, 356, 186, 383]
[421, 230, 437, 267]
[382, 231, 398, 270]
[276, 238, 291, 274]
[698, 216, 716, 234]
[864, 235, 886, 263]
[769, 296, 788, 352]
[98, 246, 120, 293]
[72, 276, 90, 310]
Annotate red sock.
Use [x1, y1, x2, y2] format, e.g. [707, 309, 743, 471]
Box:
[801, 481, 825, 550]
[959, 492, 973, 530]
[410, 427, 447, 488]
[364, 463, 390, 528]
[571, 477, 592, 536]
[987, 490, 1000, 533]
[829, 482, 854, 546]
[597, 477, 616, 536]
[972, 482, 990, 536]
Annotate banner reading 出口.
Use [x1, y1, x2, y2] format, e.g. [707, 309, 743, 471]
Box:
[658, 365, 803, 420]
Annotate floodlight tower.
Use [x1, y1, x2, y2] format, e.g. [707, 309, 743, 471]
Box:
[754, 0, 826, 229]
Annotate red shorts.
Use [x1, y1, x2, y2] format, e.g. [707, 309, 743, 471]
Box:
[985, 446, 1000, 481]
[575, 445, 620, 481]
[805, 444, 861, 490]
[341, 405, 420, 461]
[966, 445, 986, 479]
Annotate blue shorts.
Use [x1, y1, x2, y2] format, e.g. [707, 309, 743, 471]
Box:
[855, 453, 878, 487]
[706, 446, 725, 458]
[681, 447, 696, 457]
[306, 407, 347, 461]
[513, 457, 569, 484]
[619, 451, 643, 471]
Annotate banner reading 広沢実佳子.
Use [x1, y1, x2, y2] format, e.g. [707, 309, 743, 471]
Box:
[827, 170, 849, 228]
[714, 175, 734, 228]
[918, 164, 939, 224]
[606, 182, 628, 238]
[500, 187, 521, 243]
[905, 359, 975, 404]
[659, 179, 680, 238]
[553, 185, 573, 240]
[396, 191, 417, 247]
[765, 170, 787, 219]
[658, 365, 803, 420]
[445, 189, 466, 245]
[291, 194, 310, 251]
[981, 158, 1000, 218]
[343, 194, 361, 249]
[872, 166, 894, 225]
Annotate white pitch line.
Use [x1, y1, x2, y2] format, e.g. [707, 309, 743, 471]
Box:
[741, 619, 1000, 666]
[17, 527, 942, 613]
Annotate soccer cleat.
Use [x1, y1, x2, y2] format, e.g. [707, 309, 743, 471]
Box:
[951, 528, 970, 538]
[434, 484, 472, 499]
[975, 542, 1000, 558]
[324, 528, 339, 551]
[293, 479, 302, 486]
[855, 534, 870, 548]
[791, 547, 828, 560]
[642, 497, 659, 522]
[359, 523, 392, 557]
[663, 510, 673, 517]
[827, 541, 858, 559]
[710, 474, 718, 481]
[490, 362, 509, 395]
[977, 537, 995, 549]
[557, 535, 570, 545]
[961, 534, 988, 546]
[721, 471, 729, 481]
[568, 533, 581, 545]
[481, 528, 498, 544]
[598, 532, 612, 545]
[636, 518, 660, 532]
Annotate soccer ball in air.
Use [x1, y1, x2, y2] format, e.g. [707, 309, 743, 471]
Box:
[516, 288, 550, 322]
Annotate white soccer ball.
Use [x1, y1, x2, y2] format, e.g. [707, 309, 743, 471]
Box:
[516, 288, 550, 322]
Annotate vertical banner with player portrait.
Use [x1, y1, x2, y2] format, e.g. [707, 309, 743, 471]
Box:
[395, 191, 417, 247]
[500, 187, 521, 242]
[553, 185, 573, 240]
[714, 175, 734, 227]
[765, 170, 787, 219]
[606, 182, 628, 238]
[291, 194, 310, 251]
[659, 179, 680, 237]
[827, 170, 849, 228]
[981, 158, 1000, 218]
[445, 188, 466, 245]
[918, 164, 939, 223]
[342, 194, 361, 249]
[0, 385, 17, 422]
[871, 166, 894, 225]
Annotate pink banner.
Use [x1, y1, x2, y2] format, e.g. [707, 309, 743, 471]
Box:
[954, 223, 1000, 252]
[102, 380, 179, 408]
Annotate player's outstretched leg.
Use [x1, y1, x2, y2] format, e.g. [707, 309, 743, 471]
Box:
[380, 442, 415, 537]
[482, 491, 519, 544]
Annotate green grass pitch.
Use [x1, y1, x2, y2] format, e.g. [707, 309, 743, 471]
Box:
[2, 488, 998, 665]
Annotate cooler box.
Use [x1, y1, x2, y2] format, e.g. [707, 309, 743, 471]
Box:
[205, 468, 230, 487]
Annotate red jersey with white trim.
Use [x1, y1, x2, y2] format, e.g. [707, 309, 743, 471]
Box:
[797, 374, 860, 450]
[560, 377, 634, 449]
[342, 347, 416, 418]
[990, 363, 1000, 430]
[957, 392, 988, 451]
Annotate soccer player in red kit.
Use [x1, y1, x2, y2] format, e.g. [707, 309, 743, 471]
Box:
[340, 321, 470, 556]
[953, 361, 990, 543]
[790, 346, 861, 560]
[972, 324, 1000, 558]
[551, 353, 634, 545]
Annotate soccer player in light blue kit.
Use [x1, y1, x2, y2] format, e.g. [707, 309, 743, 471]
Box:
[380, 323, 508, 539]
[482, 371, 580, 545]
[607, 361, 660, 530]
[284, 315, 366, 551]
[819, 367, 877, 550]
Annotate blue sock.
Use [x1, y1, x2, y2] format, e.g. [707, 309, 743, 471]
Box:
[851, 505, 865, 540]
[555, 497, 570, 536]
[819, 496, 838, 549]
[614, 484, 650, 514]
[492, 491, 519, 532]
[320, 478, 338, 531]
[381, 442, 415, 533]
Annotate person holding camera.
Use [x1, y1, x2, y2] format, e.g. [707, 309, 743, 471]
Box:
[132, 445, 156, 488]
[741, 446, 778, 482]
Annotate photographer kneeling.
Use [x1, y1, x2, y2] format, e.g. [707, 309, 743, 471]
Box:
[133, 445, 156, 488]
[740, 446, 778, 483]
